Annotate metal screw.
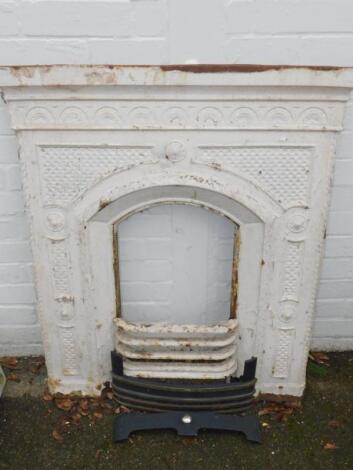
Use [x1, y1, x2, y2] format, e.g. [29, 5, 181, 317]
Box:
[182, 414, 192, 424]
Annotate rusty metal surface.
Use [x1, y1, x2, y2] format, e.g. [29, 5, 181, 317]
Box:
[1, 64, 353, 89]
[115, 318, 238, 379]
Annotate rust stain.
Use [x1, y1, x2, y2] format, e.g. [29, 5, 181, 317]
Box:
[256, 392, 302, 406]
[47, 377, 62, 389]
[9, 65, 36, 80]
[113, 225, 122, 318]
[1, 63, 347, 82]
[159, 64, 343, 73]
[99, 199, 110, 211]
[230, 228, 240, 319]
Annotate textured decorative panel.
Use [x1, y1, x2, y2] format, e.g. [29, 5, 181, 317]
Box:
[60, 327, 79, 376]
[50, 241, 71, 297]
[282, 242, 304, 301]
[39, 146, 157, 207]
[194, 147, 312, 207]
[273, 329, 295, 378]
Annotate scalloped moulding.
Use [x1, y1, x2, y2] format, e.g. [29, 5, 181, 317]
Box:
[1, 65, 353, 397]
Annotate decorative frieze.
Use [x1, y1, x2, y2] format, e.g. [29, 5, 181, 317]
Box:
[8, 100, 343, 131]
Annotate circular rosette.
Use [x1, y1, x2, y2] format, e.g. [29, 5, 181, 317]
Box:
[284, 207, 309, 242]
[44, 207, 67, 240]
[165, 141, 186, 163]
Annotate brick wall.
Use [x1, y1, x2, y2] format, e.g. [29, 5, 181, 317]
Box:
[0, 0, 352, 354]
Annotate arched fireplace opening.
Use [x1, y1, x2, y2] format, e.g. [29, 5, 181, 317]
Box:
[91, 184, 264, 381]
[113, 202, 240, 380]
[115, 203, 238, 325]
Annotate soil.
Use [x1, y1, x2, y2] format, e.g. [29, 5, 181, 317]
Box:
[0, 352, 352, 470]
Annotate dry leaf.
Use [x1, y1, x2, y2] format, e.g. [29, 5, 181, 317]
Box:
[56, 398, 74, 411]
[120, 405, 131, 413]
[310, 352, 330, 366]
[52, 430, 64, 442]
[80, 399, 90, 411]
[324, 442, 337, 450]
[7, 373, 20, 382]
[93, 411, 103, 419]
[71, 412, 81, 424]
[29, 356, 45, 374]
[0, 357, 18, 369]
[95, 450, 103, 459]
[43, 391, 53, 401]
[328, 420, 342, 429]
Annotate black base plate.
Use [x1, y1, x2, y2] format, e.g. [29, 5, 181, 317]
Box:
[113, 411, 262, 443]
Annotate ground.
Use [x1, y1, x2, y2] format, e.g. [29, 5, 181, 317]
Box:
[0, 352, 352, 470]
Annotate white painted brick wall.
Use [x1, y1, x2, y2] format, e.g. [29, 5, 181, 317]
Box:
[0, 0, 353, 354]
[118, 204, 235, 325]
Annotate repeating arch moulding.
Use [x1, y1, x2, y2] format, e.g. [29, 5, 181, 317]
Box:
[1, 65, 353, 396]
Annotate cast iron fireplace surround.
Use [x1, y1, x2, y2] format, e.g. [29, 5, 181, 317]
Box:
[1, 64, 352, 402]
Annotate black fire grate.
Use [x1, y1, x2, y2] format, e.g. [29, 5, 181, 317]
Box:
[111, 351, 257, 414]
[111, 351, 261, 443]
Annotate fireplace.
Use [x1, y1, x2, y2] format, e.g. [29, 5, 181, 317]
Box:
[1, 64, 351, 398]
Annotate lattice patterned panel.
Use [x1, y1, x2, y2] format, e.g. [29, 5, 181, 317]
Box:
[273, 329, 295, 378]
[195, 147, 313, 207]
[39, 146, 157, 207]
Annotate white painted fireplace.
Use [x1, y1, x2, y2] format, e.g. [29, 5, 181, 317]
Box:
[1, 64, 352, 397]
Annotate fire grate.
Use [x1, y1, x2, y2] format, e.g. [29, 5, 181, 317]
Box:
[111, 351, 261, 442]
[111, 351, 257, 413]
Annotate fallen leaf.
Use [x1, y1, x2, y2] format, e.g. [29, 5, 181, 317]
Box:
[52, 430, 64, 442]
[328, 420, 342, 429]
[29, 356, 45, 374]
[0, 357, 18, 369]
[95, 450, 103, 459]
[7, 373, 20, 382]
[310, 352, 330, 366]
[101, 402, 113, 410]
[93, 411, 103, 419]
[55, 398, 74, 411]
[120, 405, 131, 413]
[71, 412, 81, 424]
[324, 442, 337, 450]
[80, 398, 90, 411]
[43, 391, 53, 401]
[258, 402, 295, 421]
